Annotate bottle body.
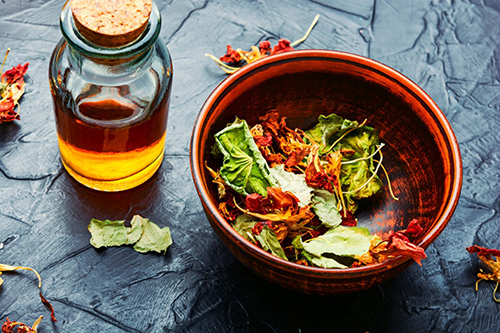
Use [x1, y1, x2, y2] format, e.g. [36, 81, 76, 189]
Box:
[49, 2, 172, 191]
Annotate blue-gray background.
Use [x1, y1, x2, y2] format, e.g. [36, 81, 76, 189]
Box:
[0, 0, 499, 331]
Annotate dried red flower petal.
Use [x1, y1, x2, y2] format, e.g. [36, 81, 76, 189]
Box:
[253, 133, 273, 147]
[259, 40, 271, 56]
[381, 221, 427, 265]
[251, 221, 288, 241]
[246, 188, 300, 214]
[306, 171, 336, 193]
[39, 292, 57, 322]
[1, 315, 42, 333]
[218, 193, 240, 221]
[267, 187, 300, 211]
[1, 318, 14, 333]
[270, 39, 294, 55]
[385, 233, 427, 265]
[1, 59, 28, 124]
[259, 148, 285, 167]
[467, 245, 500, 302]
[251, 221, 272, 236]
[305, 146, 342, 193]
[259, 109, 281, 137]
[0, 100, 15, 112]
[285, 148, 309, 167]
[237, 187, 313, 224]
[1, 63, 28, 84]
[467, 245, 500, 258]
[404, 219, 423, 239]
[219, 45, 241, 64]
[0, 100, 19, 124]
[245, 193, 270, 214]
[339, 210, 357, 227]
[206, 15, 319, 74]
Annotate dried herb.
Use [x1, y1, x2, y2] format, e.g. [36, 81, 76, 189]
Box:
[235, 187, 314, 224]
[254, 226, 288, 261]
[132, 216, 172, 254]
[305, 113, 360, 154]
[356, 220, 426, 266]
[207, 110, 421, 268]
[0, 49, 28, 124]
[311, 189, 342, 228]
[269, 164, 312, 206]
[232, 214, 258, 243]
[2, 316, 43, 333]
[214, 118, 278, 197]
[467, 245, 500, 302]
[0, 264, 56, 322]
[38, 293, 56, 322]
[88, 215, 172, 254]
[303, 226, 371, 260]
[205, 15, 319, 74]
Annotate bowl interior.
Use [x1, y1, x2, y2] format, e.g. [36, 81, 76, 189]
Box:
[194, 51, 461, 260]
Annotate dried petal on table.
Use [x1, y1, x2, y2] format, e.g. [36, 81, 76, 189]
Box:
[205, 15, 319, 74]
[467, 245, 500, 302]
[0, 264, 56, 322]
[1, 316, 43, 333]
[0, 49, 29, 124]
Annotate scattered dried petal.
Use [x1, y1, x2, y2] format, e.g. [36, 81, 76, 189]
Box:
[467, 245, 500, 302]
[258, 40, 271, 56]
[1, 315, 42, 333]
[0, 54, 28, 124]
[467, 245, 500, 258]
[39, 293, 57, 322]
[219, 45, 241, 64]
[0, 264, 56, 322]
[270, 39, 294, 55]
[206, 15, 319, 74]
[1, 63, 29, 84]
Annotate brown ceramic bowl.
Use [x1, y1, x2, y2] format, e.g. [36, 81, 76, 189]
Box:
[190, 50, 462, 294]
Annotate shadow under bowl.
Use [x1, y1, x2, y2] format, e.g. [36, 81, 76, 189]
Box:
[190, 50, 462, 294]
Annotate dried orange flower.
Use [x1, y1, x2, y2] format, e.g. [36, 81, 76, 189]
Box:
[467, 245, 500, 302]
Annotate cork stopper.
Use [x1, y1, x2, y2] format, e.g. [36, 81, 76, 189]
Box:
[71, 0, 153, 47]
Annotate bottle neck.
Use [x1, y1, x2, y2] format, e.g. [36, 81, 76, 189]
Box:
[60, 1, 161, 82]
[66, 44, 154, 85]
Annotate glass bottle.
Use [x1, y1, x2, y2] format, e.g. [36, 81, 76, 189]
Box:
[49, 0, 172, 191]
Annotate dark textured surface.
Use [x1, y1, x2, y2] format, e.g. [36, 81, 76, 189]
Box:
[0, 0, 498, 332]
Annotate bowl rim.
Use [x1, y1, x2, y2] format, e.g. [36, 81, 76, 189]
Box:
[190, 49, 462, 277]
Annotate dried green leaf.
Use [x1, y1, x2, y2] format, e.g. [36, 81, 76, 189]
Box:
[270, 164, 313, 206]
[305, 113, 359, 153]
[255, 226, 288, 261]
[232, 214, 258, 243]
[311, 189, 342, 228]
[88, 218, 141, 248]
[88, 215, 172, 254]
[292, 235, 304, 251]
[302, 251, 347, 268]
[303, 225, 371, 258]
[132, 215, 172, 254]
[215, 119, 277, 197]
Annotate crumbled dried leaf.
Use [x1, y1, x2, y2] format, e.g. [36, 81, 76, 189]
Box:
[88, 215, 172, 254]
